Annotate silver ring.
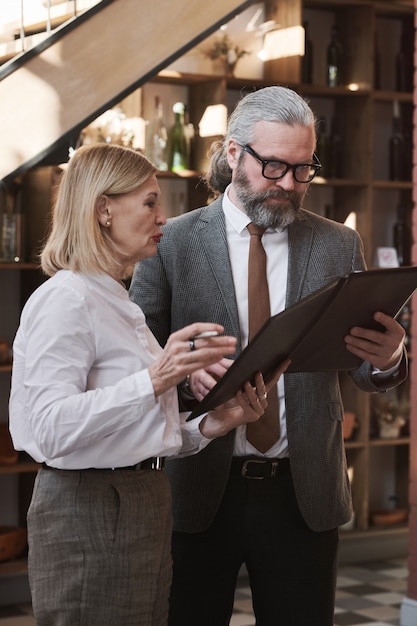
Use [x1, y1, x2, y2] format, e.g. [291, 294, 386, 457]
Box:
[189, 339, 196, 351]
[259, 392, 268, 400]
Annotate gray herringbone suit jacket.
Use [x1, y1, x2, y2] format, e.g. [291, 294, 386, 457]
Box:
[130, 197, 407, 534]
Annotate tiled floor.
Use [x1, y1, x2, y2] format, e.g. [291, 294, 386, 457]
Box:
[0, 559, 408, 625]
[232, 558, 408, 626]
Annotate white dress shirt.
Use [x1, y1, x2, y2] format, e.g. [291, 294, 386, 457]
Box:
[9, 270, 207, 469]
[222, 189, 290, 458]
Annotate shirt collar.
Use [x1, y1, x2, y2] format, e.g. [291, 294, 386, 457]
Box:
[222, 185, 252, 235]
[222, 185, 283, 235]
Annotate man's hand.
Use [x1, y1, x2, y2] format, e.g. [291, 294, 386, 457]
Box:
[187, 358, 234, 401]
[344, 311, 405, 371]
[199, 360, 291, 439]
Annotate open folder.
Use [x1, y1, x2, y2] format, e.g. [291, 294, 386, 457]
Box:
[187, 266, 417, 420]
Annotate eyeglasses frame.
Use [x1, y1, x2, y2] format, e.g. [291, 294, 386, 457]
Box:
[242, 144, 322, 183]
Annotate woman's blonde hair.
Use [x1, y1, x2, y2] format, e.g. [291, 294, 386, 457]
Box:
[41, 143, 157, 277]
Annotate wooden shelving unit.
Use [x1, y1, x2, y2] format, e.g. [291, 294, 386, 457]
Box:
[0, 258, 42, 601]
[143, 0, 414, 551]
[0, 0, 414, 594]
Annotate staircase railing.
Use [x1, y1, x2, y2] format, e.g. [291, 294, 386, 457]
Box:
[0, 0, 254, 183]
[0, 0, 101, 66]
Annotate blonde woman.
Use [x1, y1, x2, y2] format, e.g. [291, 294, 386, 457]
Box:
[9, 143, 288, 626]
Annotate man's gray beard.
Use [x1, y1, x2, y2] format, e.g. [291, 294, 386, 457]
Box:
[232, 165, 306, 229]
[245, 201, 297, 229]
[234, 186, 305, 229]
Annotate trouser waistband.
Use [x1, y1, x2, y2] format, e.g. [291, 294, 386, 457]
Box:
[41, 457, 165, 471]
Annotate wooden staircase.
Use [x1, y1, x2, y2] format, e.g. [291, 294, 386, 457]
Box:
[0, 0, 255, 184]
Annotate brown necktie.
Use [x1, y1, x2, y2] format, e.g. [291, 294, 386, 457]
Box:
[245, 222, 280, 452]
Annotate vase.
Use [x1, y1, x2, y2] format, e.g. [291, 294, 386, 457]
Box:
[223, 59, 237, 77]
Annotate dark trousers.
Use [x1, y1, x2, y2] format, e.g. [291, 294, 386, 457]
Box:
[168, 465, 339, 626]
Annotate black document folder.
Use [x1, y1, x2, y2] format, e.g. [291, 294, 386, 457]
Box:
[187, 266, 417, 420]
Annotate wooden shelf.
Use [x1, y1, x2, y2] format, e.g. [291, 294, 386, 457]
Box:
[156, 169, 201, 179]
[0, 557, 28, 578]
[344, 436, 410, 448]
[0, 458, 40, 475]
[0, 262, 39, 271]
[312, 177, 368, 187]
[369, 436, 410, 447]
[373, 90, 413, 102]
[339, 524, 408, 563]
[304, 0, 414, 18]
[155, 70, 230, 85]
[344, 440, 367, 449]
[373, 180, 413, 189]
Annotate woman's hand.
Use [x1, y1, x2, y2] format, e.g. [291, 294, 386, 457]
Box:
[199, 359, 291, 439]
[148, 323, 237, 398]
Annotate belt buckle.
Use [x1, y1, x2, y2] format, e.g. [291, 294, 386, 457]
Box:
[241, 459, 266, 479]
[149, 457, 164, 471]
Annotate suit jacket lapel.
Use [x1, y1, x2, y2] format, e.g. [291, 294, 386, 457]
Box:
[286, 215, 314, 307]
[196, 203, 315, 349]
[198, 199, 242, 349]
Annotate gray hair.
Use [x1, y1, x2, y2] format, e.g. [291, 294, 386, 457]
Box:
[204, 86, 317, 196]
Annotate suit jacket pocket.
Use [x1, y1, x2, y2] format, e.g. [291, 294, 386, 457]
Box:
[327, 401, 344, 422]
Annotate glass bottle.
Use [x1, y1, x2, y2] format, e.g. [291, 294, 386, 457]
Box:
[393, 203, 411, 266]
[0, 184, 23, 262]
[329, 117, 342, 178]
[395, 19, 414, 92]
[301, 21, 313, 84]
[316, 117, 330, 177]
[403, 112, 413, 181]
[324, 204, 335, 221]
[389, 100, 405, 181]
[0, 213, 17, 261]
[168, 102, 188, 172]
[183, 105, 195, 171]
[374, 30, 381, 90]
[145, 96, 168, 171]
[326, 25, 343, 87]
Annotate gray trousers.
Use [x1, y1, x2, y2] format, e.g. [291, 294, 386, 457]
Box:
[28, 466, 172, 626]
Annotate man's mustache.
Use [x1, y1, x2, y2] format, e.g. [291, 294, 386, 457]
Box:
[257, 189, 297, 203]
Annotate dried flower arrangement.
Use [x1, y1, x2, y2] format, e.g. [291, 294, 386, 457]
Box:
[203, 34, 249, 76]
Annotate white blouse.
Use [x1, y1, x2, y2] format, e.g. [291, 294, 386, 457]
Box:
[9, 270, 207, 469]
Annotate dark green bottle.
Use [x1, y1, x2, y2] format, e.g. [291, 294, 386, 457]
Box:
[389, 100, 405, 181]
[302, 21, 313, 84]
[168, 102, 188, 172]
[316, 117, 330, 177]
[326, 25, 343, 87]
[393, 204, 410, 266]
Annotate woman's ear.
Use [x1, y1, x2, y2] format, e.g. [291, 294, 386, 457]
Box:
[96, 195, 111, 227]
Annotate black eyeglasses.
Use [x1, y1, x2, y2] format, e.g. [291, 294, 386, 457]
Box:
[243, 144, 321, 183]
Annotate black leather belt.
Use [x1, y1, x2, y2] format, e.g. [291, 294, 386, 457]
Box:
[42, 457, 165, 471]
[230, 456, 290, 479]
